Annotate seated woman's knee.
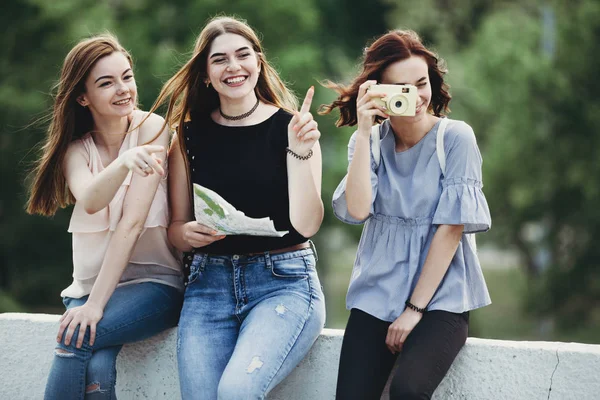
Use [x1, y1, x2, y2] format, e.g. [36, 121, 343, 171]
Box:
[389, 374, 432, 400]
[217, 379, 265, 400]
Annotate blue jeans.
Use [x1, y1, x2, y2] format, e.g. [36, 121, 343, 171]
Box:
[178, 248, 326, 400]
[44, 282, 183, 400]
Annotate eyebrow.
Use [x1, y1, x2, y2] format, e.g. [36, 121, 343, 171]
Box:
[209, 46, 251, 59]
[94, 68, 132, 84]
[395, 76, 427, 85]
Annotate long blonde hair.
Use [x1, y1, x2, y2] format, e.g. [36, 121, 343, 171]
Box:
[26, 34, 133, 216]
[147, 16, 297, 184]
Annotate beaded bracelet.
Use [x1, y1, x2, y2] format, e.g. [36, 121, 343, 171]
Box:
[405, 300, 427, 314]
[286, 147, 313, 160]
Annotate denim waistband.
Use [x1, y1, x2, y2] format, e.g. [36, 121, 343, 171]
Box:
[194, 246, 316, 267]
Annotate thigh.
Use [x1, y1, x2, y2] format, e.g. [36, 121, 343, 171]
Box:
[390, 311, 468, 400]
[97, 282, 182, 344]
[336, 309, 398, 400]
[177, 258, 239, 400]
[66, 282, 183, 350]
[217, 288, 324, 399]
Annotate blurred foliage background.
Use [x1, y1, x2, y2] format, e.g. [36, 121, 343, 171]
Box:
[1, 0, 598, 344]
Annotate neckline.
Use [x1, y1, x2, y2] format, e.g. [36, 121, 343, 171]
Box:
[392, 118, 442, 155]
[208, 108, 283, 128]
[88, 112, 140, 170]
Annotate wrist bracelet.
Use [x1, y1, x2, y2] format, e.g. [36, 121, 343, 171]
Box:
[286, 147, 313, 160]
[405, 300, 426, 314]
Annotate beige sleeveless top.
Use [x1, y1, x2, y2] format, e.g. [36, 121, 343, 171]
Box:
[61, 110, 182, 298]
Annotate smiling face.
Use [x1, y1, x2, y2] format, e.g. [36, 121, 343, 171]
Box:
[381, 56, 432, 121]
[78, 51, 136, 119]
[206, 33, 261, 102]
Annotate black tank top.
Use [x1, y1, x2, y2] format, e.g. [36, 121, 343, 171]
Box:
[183, 108, 307, 254]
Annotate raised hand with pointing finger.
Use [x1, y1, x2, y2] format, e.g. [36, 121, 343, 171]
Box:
[119, 144, 165, 176]
[287, 86, 320, 158]
[155, 18, 327, 399]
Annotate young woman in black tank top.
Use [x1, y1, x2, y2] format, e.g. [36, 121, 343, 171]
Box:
[148, 16, 326, 399]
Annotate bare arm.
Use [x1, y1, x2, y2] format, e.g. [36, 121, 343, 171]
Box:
[68, 151, 130, 213]
[386, 224, 464, 354]
[286, 87, 324, 237]
[345, 80, 388, 220]
[409, 224, 464, 308]
[287, 140, 324, 238]
[345, 133, 372, 221]
[86, 113, 168, 306]
[64, 137, 165, 215]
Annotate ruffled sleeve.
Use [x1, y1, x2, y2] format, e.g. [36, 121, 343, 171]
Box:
[432, 121, 491, 233]
[332, 130, 379, 225]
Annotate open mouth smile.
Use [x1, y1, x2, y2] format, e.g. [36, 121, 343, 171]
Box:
[113, 98, 132, 106]
[223, 76, 248, 86]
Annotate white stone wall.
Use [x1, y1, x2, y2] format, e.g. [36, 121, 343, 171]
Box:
[1, 313, 598, 399]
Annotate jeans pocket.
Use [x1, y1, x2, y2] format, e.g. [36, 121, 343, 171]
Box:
[270, 256, 309, 278]
[302, 254, 317, 271]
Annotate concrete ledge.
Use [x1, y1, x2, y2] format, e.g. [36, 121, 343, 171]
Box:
[1, 313, 598, 399]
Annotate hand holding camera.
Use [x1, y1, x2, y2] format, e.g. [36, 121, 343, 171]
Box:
[356, 80, 418, 138]
[356, 80, 389, 137]
[368, 84, 417, 117]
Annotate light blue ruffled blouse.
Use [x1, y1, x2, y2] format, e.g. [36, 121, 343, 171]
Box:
[333, 118, 492, 322]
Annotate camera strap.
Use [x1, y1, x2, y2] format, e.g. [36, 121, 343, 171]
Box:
[435, 117, 478, 253]
[369, 117, 477, 252]
[371, 117, 450, 172]
[435, 117, 450, 175]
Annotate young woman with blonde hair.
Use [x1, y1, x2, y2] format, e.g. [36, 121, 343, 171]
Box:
[27, 34, 183, 399]
[150, 16, 326, 399]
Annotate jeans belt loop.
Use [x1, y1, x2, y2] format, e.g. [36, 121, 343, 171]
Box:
[264, 250, 272, 269]
[200, 253, 208, 271]
[308, 239, 318, 262]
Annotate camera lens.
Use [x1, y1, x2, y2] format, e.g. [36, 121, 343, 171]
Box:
[389, 94, 408, 115]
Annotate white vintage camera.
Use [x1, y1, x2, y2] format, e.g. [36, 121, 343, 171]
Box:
[368, 84, 418, 116]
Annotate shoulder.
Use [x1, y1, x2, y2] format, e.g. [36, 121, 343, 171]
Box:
[272, 108, 293, 125]
[444, 119, 477, 149]
[63, 137, 91, 175]
[136, 111, 169, 144]
[136, 110, 165, 131]
[65, 136, 90, 162]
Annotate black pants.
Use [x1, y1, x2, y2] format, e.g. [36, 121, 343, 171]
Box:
[336, 308, 469, 400]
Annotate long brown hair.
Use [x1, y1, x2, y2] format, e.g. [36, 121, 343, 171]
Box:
[146, 16, 298, 185]
[320, 29, 451, 127]
[26, 33, 133, 216]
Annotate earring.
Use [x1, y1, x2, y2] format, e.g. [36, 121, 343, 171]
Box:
[205, 80, 211, 88]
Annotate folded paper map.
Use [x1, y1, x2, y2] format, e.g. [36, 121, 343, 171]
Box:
[193, 183, 288, 237]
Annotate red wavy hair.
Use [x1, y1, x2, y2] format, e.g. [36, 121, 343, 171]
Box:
[320, 30, 451, 126]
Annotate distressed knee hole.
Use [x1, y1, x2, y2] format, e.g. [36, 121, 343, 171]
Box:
[54, 349, 75, 357]
[246, 356, 264, 374]
[85, 383, 101, 394]
[275, 304, 286, 316]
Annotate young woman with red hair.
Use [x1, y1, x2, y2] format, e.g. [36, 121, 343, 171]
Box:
[322, 30, 492, 399]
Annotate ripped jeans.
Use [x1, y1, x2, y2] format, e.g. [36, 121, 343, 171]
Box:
[177, 248, 326, 400]
[44, 282, 183, 400]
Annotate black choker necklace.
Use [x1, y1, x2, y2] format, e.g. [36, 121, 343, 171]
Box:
[219, 98, 260, 121]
